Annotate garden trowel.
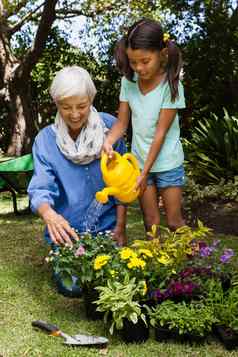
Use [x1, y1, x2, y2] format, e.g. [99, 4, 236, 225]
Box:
[32, 320, 108, 347]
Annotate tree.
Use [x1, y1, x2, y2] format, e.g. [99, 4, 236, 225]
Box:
[160, 0, 238, 124]
[0, 0, 58, 155]
[0, 0, 157, 156]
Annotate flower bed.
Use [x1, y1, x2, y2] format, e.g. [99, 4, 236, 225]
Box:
[46, 222, 238, 348]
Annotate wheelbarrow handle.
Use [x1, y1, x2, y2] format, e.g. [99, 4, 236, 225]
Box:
[32, 320, 61, 336]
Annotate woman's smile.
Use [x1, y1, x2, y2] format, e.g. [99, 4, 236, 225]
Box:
[57, 95, 91, 138]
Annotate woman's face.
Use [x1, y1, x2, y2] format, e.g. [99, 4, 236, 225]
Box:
[126, 47, 163, 81]
[57, 95, 91, 139]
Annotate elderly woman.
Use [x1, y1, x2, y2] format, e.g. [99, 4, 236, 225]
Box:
[28, 66, 127, 295]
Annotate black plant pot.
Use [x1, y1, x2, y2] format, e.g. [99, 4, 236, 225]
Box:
[220, 275, 231, 292]
[154, 326, 178, 342]
[155, 326, 206, 345]
[180, 332, 206, 345]
[120, 318, 149, 343]
[213, 325, 238, 350]
[83, 287, 104, 320]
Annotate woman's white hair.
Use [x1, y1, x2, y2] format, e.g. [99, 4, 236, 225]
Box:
[50, 66, 97, 102]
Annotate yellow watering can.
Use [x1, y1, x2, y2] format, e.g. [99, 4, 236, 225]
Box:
[96, 151, 140, 204]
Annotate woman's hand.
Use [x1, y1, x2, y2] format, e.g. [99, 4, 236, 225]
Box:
[38, 204, 79, 246]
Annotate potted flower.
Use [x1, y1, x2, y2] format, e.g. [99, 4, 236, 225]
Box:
[95, 275, 149, 343]
[205, 279, 238, 350]
[151, 278, 201, 304]
[146, 299, 216, 343]
[187, 238, 236, 289]
[131, 223, 210, 302]
[47, 231, 117, 319]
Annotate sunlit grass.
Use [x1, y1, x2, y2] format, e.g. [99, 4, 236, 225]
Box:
[0, 195, 237, 356]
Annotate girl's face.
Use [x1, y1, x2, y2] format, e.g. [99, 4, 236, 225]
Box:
[126, 47, 164, 81]
[57, 95, 91, 139]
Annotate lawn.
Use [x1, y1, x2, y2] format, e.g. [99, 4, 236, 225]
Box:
[0, 194, 238, 357]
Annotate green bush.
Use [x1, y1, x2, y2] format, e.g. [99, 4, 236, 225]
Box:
[184, 109, 238, 183]
[146, 300, 216, 337]
[184, 176, 238, 204]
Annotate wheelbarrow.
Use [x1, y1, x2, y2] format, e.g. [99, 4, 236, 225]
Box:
[0, 154, 33, 213]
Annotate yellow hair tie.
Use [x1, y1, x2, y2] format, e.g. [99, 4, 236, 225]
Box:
[163, 33, 170, 43]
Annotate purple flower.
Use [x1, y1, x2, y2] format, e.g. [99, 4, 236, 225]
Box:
[211, 239, 221, 248]
[179, 267, 194, 278]
[166, 280, 199, 297]
[200, 246, 214, 257]
[75, 245, 86, 257]
[198, 241, 207, 249]
[153, 288, 166, 301]
[220, 249, 235, 263]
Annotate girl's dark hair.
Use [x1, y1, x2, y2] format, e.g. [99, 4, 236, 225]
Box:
[114, 19, 182, 102]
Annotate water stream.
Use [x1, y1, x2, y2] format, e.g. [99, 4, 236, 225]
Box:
[83, 198, 104, 233]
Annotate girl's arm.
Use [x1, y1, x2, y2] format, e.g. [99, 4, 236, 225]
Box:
[137, 108, 177, 190]
[103, 101, 130, 157]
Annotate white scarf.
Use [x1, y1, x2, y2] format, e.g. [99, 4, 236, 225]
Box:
[54, 107, 108, 164]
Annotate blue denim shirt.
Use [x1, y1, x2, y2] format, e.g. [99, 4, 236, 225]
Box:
[28, 112, 126, 243]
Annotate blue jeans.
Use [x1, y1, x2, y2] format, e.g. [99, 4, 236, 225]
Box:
[53, 272, 82, 298]
[147, 165, 185, 189]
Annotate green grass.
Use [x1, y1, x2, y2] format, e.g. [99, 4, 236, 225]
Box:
[0, 195, 238, 356]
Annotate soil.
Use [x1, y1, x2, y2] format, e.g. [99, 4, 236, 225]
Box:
[184, 199, 238, 236]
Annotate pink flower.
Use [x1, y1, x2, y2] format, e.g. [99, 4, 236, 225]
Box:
[75, 245, 86, 257]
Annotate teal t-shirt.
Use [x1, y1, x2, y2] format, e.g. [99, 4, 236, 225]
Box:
[120, 76, 186, 172]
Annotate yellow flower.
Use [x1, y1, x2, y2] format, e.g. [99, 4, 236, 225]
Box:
[139, 248, 153, 258]
[163, 33, 170, 42]
[127, 257, 146, 270]
[94, 255, 111, 270]
[120, 247, 136, 260]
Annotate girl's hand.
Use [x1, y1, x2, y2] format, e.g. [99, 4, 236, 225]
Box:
[40, 206, 79, 246]
[135, 173, 148, 195]
[102, 139, 114, 159]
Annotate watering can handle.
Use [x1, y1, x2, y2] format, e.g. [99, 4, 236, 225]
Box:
[101, 151, 120, 174]
[123, 153, 140, 175]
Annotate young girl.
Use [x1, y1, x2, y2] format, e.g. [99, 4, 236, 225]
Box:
[103, 19, 186, 234]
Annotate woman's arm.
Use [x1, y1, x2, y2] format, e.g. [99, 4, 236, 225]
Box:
[137, 108, 177, 192]
[103, 101, 130, 157]
[112, 204, 127, 246]
[28, 138, 78, 245]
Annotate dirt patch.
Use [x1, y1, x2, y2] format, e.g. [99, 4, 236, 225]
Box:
[184, 200, 238, 236]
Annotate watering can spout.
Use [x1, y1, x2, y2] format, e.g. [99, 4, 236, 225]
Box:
[96, 187, 120, 204]
[96, 151, 140, 204]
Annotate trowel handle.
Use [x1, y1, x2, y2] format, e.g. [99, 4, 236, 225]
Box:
[32, 320, 60, 335]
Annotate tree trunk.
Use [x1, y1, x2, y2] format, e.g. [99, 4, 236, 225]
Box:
[0, 0, 58, 156]
[6, 79, 37, 156]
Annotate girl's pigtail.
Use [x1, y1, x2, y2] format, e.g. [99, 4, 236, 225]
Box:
[114, 37, 133, 80]
[166, 40, 183, 102]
